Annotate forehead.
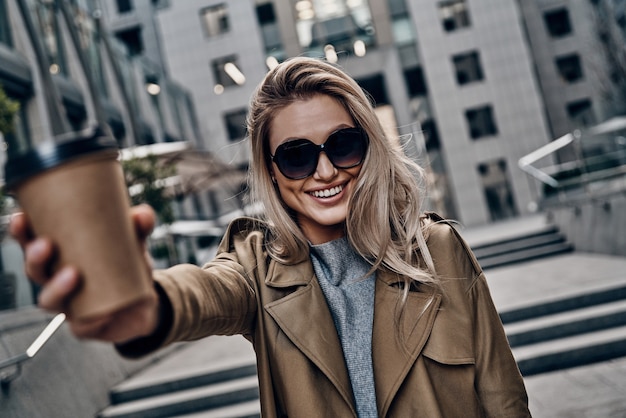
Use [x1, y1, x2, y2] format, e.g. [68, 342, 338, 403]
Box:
[268, 95, 353, 150]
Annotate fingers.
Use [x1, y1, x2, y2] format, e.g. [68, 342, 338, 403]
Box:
[8, 212, 33, 248]
[10, 212, 57, 286]
[68, 290, 159, 343]
[131, 204, 156, 241]
[23, 238, 54, 285]
[37, 266, 80, 312]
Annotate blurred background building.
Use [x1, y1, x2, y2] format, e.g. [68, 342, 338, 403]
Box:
[0, 0, 625, 416]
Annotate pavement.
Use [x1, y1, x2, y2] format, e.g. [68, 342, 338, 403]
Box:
[116, 214, 626, 418]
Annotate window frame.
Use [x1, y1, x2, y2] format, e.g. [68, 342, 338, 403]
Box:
[465, 105, 498, 140]
[452, 50, 484, 85]
[200, 3, 230, 38]
[438, 0, 471, 33]
[543, 8, 573, 38]
[224, 107, 248, 141]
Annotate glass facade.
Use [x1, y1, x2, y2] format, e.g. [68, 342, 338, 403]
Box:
[34, 0, 68, 76]
[293, 0, 375, 58]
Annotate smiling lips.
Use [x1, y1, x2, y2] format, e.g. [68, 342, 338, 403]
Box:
[311, 184, 343, 198]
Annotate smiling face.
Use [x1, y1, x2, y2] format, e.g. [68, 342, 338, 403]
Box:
[268, 94, 363, 244]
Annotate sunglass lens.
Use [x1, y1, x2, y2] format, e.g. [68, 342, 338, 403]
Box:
[327, 129, 367, 168]
[275, 140, 318, 179]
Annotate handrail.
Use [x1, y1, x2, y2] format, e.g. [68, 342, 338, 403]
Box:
[0, 313, 66, 388]
[519, 118, 626, 197]
[518, 132, 575, 188]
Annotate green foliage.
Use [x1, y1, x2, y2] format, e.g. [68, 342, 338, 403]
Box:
[150, 242, 170, 260]
[0, 188, 6, 216]
[0, 85, 19, 135]
[122, 154, 176, 224]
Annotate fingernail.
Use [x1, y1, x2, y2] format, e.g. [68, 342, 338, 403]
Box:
[57, 267, 75, 288]
[28, 239, 46, 258]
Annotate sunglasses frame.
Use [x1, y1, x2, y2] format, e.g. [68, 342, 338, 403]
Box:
[270, 127, 369, 180]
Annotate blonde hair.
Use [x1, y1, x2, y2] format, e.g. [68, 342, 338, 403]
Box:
[247, 57, 438, 289]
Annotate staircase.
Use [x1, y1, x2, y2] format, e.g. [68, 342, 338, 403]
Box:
[470, 220, 626, 376]
[97, 338, 261, 418]
[502, 282, 626, 376]
[472, 224, 573, 269]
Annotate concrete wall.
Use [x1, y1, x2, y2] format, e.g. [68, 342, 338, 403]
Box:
[0, 308, 179, 418]
[548, 192, 626, 257]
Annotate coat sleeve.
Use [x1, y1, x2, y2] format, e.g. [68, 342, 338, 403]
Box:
[117, 218, 262, 358]
[154, 254, 258, 346]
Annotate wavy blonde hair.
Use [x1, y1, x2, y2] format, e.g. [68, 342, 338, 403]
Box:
[247, 57, 438, 289]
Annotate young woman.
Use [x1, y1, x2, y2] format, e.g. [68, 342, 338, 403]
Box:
[11, 57, 530, 417]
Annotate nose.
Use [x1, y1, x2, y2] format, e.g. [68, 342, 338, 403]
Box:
[313, 151, 337, 180]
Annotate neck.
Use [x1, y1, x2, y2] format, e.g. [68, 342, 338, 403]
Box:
[301, 223, 346, 245]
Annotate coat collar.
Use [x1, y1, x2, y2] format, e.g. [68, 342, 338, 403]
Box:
[264, 259, 441, 417]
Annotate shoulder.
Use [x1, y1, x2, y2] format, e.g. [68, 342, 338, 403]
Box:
[420, 212, 483, 280]
[216, 216, 269, 254]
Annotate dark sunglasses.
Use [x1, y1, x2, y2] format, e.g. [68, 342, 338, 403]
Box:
[270, 127, 368, 180]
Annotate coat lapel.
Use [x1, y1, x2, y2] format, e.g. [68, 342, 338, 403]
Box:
[264, 261, 355, 413]
[372, 272, 442, 416]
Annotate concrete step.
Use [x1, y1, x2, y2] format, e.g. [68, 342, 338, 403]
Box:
[478, 241, 573, 269]
[500, 282, 626, 324]
[170, 399, 260, 418]
[505, 299, 626, 347]
[513, 325, 626, 376]
[98, 375, 259, 418]
[472, 227, 564, 259]
[467, 222, 575, 269]
[110, 356, 257, 404]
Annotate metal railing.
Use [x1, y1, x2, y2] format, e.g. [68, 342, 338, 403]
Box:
[0, 313, 66, 389]
[519, 116, 626, 207]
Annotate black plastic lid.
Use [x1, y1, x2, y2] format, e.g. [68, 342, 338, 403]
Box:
[4, 126, 119, 190]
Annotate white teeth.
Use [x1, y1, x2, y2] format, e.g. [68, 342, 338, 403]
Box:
[312, 185, 343, 198]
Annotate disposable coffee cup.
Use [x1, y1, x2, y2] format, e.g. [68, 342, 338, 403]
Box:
[4, 126, 153, 320]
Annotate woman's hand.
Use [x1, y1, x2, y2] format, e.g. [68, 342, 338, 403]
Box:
[9, 204, 161, 344]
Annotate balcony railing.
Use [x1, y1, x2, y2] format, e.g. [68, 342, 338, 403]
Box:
[519, 116, 626, 207]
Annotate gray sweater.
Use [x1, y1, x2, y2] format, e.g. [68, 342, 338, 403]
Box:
[310, 237, 378, 418]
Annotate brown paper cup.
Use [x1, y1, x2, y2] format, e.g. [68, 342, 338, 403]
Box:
[4, 128, 152, 320]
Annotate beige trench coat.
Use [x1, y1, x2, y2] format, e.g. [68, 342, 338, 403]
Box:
[148, 214, 530, 417]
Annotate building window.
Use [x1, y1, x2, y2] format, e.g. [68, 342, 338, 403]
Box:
[404, 67, 427, 97]
[256, 2, 275, 25]
[0, 0, 12, 46]
[544, 8, 572, 38]
[422, 119, 440, 151]
[115, 26, 143, 56]
[200, 4, 229, 38]
[439, 0, 471, 32]
[453, 51, 484, 85]
[555, 54, 584, 83]
[224, 108, 247, 141]
[466, 105, 498, 139]
[116, 0, 133, 13]
[211, 56, 245, 92]
[567, 99, 595, 127]
[357, 74, 389, 105]
[256, 2, 284, 59]
[478, 159, 518, 221]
